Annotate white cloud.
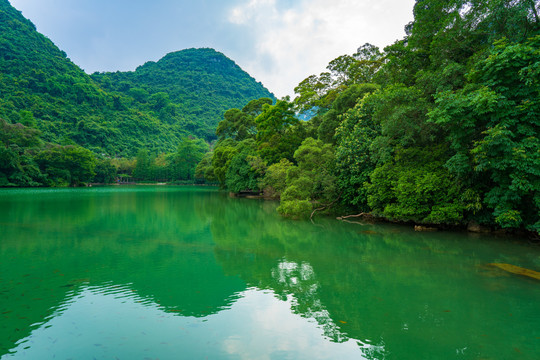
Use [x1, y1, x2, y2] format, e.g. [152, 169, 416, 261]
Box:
[228, 0, 278, 25]
[9, 0, 415, 99]
[228, 0, 415, 98]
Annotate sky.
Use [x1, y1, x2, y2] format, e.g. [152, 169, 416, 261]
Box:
[9, 0, 416, 98]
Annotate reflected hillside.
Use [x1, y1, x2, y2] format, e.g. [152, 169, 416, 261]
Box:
[210, 197, 540, 360]
[1, 187, 538, 359]
[0, 187, 245, 356]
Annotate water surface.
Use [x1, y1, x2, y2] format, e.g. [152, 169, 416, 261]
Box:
[0, 186, 538, 359]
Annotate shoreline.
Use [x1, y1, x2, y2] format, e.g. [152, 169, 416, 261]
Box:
[2, 185, 537, 241]
[229, 191, 540, 241]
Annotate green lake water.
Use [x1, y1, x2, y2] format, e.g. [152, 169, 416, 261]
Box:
[0, 186, 538, 359]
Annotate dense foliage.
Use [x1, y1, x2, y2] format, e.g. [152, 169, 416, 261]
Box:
[91, 48, 273, 142]
[0, 117, 102, 186]
[2, 0, 539, 233]
[0, 0, 273, 185]
[197, 0, 539, 234]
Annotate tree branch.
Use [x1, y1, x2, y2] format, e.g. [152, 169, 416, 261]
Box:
[527, 0, 540, 24]
[336, 213, 370, 220]
[310, 196, 341, 222]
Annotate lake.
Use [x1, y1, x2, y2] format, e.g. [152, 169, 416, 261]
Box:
[0, 186, 538, 359]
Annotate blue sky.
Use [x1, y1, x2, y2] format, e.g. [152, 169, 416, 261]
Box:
[10, 0, 415, 97]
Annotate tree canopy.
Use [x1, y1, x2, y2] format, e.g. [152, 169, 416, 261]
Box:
[196, 0, 539, 235]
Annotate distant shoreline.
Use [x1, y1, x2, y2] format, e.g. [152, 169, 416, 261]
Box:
[88, 182, 218, 187]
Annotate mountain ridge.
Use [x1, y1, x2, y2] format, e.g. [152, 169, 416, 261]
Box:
[91, 47, 274, 143]
[0, 0, 274, 157]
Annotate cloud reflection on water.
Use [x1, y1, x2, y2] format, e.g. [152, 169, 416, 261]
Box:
[4, 284, 371, 360]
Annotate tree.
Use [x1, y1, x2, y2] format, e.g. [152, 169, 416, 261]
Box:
[430, 36, 540, 230]
[211, 139, 239, 188]
[216, 108, 256, 142]
[262, 159, 293, 198]
[335, 92, 381, 209]
[366, 145, 465, 224]
[149, 92, 170, 111]
[255, 99, 302, 164]
[93, 158, 117, 184]
[35, 145, 96, 186]
[129, 88, 149, 103]
[225, 139, 265, 193]
[19, 110, 36, 127]
[277, 138, 338, 219]
[215, 97, 273, 142]
[317, 83, 379, 144]
[170, 136, 209, 181]
[293, 43, 383, 114]
[241, 97, 273, 117]
[0, 118, 44, 186]
[0, 118, 41, 148]
[195, 152, 216, 184]
[133, 149, 152, 180]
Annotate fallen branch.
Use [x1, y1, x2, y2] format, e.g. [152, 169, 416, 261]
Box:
[339, 219, 367, 225]
[336, 213, 369, 220]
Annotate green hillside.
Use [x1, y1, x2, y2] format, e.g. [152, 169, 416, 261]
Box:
[0, 0, 274, 186]
[92, 48, 273, 141]
[0, 0, 273, 157]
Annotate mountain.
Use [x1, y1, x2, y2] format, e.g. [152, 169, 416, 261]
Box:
[92, 48, 273, 141]
[0, 0, 274, 157]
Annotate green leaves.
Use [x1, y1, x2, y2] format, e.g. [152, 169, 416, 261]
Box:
[176, 137, 209, 177]
[255, 100, 302, 164]
[427, 35, 540, 230]
[366, 146, 465, 224]
[211, 140, 239, 187]
[225, 139, 264, 193]
[293, 44, 383, 114]
[34, 144, 96, 186]
[216, 106, 257, 142]
[275, 138, 338, 219]
[262, 159, 293, 198]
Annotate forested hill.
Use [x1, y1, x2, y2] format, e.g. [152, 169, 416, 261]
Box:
[0, 0, 273, 157]
[92, 48, 273, 140]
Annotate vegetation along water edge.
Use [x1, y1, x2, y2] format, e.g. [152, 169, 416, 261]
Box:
[0, 0, 538, 238]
